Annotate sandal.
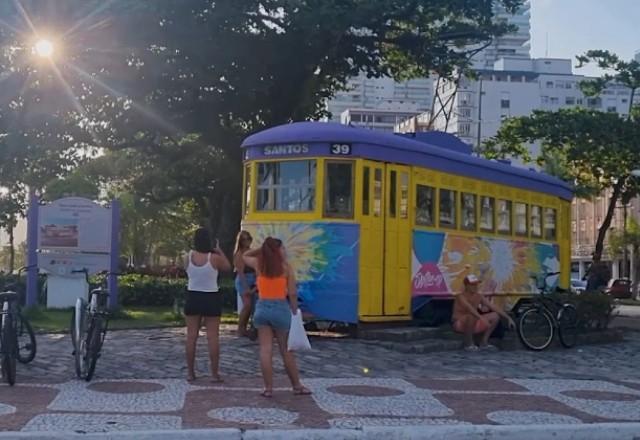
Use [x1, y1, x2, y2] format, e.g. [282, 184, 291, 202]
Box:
[293, 386, 312, 396]
[260, 389, 273, 398]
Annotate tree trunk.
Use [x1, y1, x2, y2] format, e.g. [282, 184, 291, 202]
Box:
[593, 181, 624, 263]
[8, 226, 15, 274]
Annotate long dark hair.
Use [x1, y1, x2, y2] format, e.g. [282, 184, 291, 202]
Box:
[193, 227, 213, 253]
[258, 237, 284, 278]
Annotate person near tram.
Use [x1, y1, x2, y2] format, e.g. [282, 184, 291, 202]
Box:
[183, 227, 232, 382]
[452, 274, 516, 351]
[243, 237, 311, 398]
[233, 230, 258, 337]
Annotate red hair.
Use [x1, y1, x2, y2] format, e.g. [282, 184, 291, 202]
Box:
[258, 237, 284, 278]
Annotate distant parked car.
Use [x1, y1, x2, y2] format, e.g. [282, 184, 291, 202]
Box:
[570, 278, 587, 294]
[606, 278, 632, 299]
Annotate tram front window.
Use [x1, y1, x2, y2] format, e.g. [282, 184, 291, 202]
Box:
[324, 161, 354, 218]
[257, 160, 316, 212]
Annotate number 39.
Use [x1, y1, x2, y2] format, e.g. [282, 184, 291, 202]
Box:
[331, 144, 351, 155]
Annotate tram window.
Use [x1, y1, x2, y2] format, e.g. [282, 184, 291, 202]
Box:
[531, 205, 542, 238]
[324, 161, 354, 218]
[544, 208, 557, 240]
[244, 164, 251, 215]
[257, 160, 316, 212]
[515, 203, 528, 236]
[497, 199, 512, 234]
[480, 196, 495, 232]
[415, 185, 435, 226]
[363, 167, 370, 216]
[439, 189, 457, 228]
[389, 171, 397, 218]
[373, 168, 382, 217]
[462, 193, 477, 231]
[399, 172, 409, 219]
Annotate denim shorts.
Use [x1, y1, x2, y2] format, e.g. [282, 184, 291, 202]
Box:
[253, 299, 291, 331]
[235, 273, 257, 295]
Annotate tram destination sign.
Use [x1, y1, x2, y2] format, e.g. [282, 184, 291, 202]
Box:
[263, 144, 309, 156]
[330, 143, 352, 155]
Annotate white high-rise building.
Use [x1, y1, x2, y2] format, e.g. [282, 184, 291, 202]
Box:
[471, 0, 531, 69]
[326, 2, 532, 126]
[430, 57, 635, 152]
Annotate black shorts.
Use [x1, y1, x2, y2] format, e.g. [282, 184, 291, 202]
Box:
[184, 291, 223, 317]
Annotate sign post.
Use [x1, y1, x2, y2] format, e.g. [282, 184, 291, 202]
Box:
[26, 193, 39, 307]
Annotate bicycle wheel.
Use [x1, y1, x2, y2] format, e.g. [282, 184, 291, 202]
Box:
[73, 299, 89, 380]
[84, 318, 103, 382]
[558, 304, 578, 348]
[518, 307, 555, 351]
[16, 314, 36, 364]
[1, 313, 17, 386]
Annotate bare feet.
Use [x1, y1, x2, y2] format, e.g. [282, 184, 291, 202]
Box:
[187, 372, 196, 382]
[293, 386, 312, 396]
[210, 375, 224, 384]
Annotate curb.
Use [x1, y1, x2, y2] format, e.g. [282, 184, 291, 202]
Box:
[2, 423, 640, 440]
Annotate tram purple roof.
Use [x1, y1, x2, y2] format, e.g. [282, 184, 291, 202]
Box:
[241, 122, 573, 200]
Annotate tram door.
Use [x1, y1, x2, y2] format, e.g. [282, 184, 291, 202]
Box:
[383, 164, 412, 317]
[359, 161, 411, 320]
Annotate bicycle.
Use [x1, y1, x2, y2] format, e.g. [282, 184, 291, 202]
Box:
[0, 289, 19, 385]
[516, 271, 579, 351]
[2, 266, 37, 364]
[69, 269, 111, 381]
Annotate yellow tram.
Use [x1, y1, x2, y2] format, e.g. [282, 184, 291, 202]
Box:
[240, 122, 572, 324]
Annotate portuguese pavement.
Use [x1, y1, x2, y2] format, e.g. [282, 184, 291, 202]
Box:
[1, 321, 640, 435]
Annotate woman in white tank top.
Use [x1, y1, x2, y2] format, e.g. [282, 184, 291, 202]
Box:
[184, 228, 231, 382]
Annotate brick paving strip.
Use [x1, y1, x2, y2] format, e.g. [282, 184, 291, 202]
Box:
[1, 327, 640, 436]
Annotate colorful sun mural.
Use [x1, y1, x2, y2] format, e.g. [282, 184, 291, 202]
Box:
[241, 222, 360, 323]
[412, 231, 559, 298]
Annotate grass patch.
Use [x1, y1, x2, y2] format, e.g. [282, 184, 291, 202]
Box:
[22, 306, 238, 333]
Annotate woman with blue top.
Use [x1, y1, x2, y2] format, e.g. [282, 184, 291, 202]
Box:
[234, 230, 257, 337]
[184, 227, 231, 382]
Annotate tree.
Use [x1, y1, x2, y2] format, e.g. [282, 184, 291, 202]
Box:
[482, 50, 640, 263]
[608, 217, 640, 298]
[1, 1, 525, 247]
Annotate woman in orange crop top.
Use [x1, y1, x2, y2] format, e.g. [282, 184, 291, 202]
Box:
[244, 237, 311, 398]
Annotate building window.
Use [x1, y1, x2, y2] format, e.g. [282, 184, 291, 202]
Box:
[550, 97, 559, 104]
[480, 196, 495, 232]
[531, 205, 543, 238]
[580, 220, 586, 232]
[565, 97, 576, 105]
[515, 203, 528, 236]
[462, 193, 477, 231]
[544, 208, 557, 240]
[459, 123, 471, 136]
[541, 96, 549, 104]
[416, 185, 435, 226]
[500, 99, 510, 109]
[497, 199, 512, 235]
[257, 160, 316, 212]
[607, 106, 617, 112]
[576, 98, 583, 105]
[439, 189, 457, 228]
[546, 81, 554, 88]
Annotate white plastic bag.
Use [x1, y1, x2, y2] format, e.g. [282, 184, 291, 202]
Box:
[288, 308, 312, 351]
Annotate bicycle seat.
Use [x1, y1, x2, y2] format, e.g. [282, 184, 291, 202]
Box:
[0, 291, 19, 302]
[90, 288, 109, 296]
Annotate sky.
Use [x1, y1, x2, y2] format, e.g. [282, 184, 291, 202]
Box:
[529, 0, 640, 76]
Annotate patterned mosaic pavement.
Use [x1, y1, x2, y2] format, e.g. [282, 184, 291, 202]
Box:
[1, 326, 639, 433]
[3, 376, 640, 433]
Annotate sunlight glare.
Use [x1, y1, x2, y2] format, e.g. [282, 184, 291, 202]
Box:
[34, 39, 54, 58]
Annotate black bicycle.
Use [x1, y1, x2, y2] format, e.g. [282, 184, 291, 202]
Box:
[6, 267, 37, 364]
[517, 271, 579, 351]
[70, 269, 111, 381]
[0, 289, 19, 385]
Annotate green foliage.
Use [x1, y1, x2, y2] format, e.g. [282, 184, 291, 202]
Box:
[608, 217, 640, 258]
[549, 290, 616, 330]
[1, 0, 524, 249]
[116, 274, 236, 310]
